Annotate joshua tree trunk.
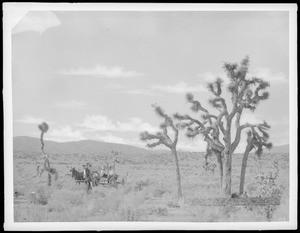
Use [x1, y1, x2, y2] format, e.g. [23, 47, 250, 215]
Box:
[171, 147, 182, 199]
[215, 151, 223, 188]
[239, 136, 254, 195]
[44, 156, 52, 186]
[47, 173, 51, 186]
[224, 150, 232, 196]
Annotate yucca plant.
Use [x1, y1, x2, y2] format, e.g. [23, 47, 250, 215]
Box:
[38, 122, 58, 186]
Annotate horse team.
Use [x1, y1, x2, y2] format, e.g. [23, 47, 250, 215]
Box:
[69, 162, 119, 192]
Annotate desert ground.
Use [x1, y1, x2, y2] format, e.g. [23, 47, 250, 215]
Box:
[13, 149, 289, 222]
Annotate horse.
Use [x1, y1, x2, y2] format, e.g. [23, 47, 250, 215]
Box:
[70, 167, 85, 184]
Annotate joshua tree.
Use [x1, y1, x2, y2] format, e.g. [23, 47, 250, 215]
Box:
[239, 126, 272, 195]
[174, 56, 272, 196]
[140, 104, 182, 199]
[39, 122, 49, 154]
[174, 94, 225, 188]
[38, 122, 58, 186]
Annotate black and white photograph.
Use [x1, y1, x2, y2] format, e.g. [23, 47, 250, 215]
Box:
[3, 3, 297, 231]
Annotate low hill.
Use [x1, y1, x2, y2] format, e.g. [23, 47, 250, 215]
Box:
[13, 136, 289, 154]
[13, 136, 151, 156]
[269, 144, 290, 154]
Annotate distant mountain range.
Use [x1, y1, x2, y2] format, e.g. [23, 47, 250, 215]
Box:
[269, 144, 290, 153]
[13, 136, 151, 156]
[13, 136, 290, 155]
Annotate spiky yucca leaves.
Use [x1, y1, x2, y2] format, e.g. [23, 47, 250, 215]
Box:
[186, 93, 209, 113]
[140, 105, 178, 149]
[207, 78, 223, 97]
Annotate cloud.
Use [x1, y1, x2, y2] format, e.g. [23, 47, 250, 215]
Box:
[53, 100, 89, 109]
[13, 11, 61, 34]
[268, 116, 289, 126]
[239, 112, 289, 127]
[96, 133, 126, 144]
[151, 81, 206, 94]
[177, 138, 207, 152]
[47, 125, 85, 142]
[14, 115, 51, 124]
[117, 117, 159, 132]
[79, 115, 117, 131]
[248, 68, 288, 84]
[95, 133, 144, 147]
[240, 112, 263, 125]
[123, 89, 163, 96]
[58, 65, 145, 78]
[78, 114, 158, 132]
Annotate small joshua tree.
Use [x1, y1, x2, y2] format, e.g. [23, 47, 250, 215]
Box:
[174, 56, 272, 196]
[173, 92, 225, 189]
[39, 122, 49, 154]
[239, 126, 272, 195]
[140, 104, 182, 199]
[38, 122, 58, 186]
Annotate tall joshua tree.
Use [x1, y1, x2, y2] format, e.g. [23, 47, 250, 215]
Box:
[140, 104, 182, 199]
[174, 56, 272, 196]
[38, 122, 58, 186]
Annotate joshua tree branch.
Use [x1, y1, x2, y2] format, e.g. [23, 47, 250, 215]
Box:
[140, 131, 172, 148]
[204, 135, 225, 152]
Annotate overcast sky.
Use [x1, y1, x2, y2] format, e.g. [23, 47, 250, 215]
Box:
[12, 11, 289, 152]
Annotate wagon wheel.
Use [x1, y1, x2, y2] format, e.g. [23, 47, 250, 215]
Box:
[109, 176, 118, 188]
[93, 176, 99, 186]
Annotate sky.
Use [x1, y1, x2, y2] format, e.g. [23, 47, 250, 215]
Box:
[12, 11, 290, 152]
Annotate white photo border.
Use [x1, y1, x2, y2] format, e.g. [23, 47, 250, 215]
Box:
[3, 3, 298, 231]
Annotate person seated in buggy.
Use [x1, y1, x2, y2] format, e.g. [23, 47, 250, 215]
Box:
[99, 165, 117, 179]
[83, 162, 101, 186]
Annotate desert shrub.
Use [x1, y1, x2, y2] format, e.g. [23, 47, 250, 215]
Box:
[205, 207, 223, 222]
[54, 181, 64, 190]
[123, 185, 133, 195]
[46, 205, 89, 222]
[119, 204, 142, 221]
[221, 205, 267, 222]
[271, 190, 289, 221]
[47, 189, 86, 212]
[15, 205, 48, 222]
[86, 186, 147, 221]
[134, 178, 151, 191]
[167, 200, 180, 208]
[14, 189, 24, 197]
[244, 159, 285, 221]
[89, 188, 122, 216]
[153, 187, 167, 197]
[35, 186, 51, 205]
[147, 205, 168, 216]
